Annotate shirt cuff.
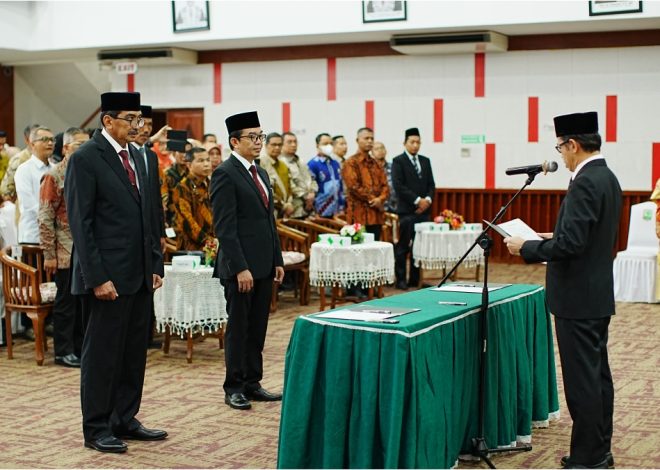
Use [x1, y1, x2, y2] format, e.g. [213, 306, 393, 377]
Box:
[414, 197, 421, 205]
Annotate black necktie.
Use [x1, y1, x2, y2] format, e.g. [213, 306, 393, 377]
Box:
[412, 155, 421, 176]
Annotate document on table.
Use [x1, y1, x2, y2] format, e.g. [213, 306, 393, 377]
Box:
[432, 282, 512, 294]
[350, 305, 420, 317]
[496, 218, 543, 241]
[313, 310, 398, 323]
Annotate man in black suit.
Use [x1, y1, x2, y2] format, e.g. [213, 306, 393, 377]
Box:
[131, 105, 166, 349]
[505, 112, 621, 469]
[65, 92, 167, 453]
[210, 111, 284, 410]
[391, 127, 436, 290]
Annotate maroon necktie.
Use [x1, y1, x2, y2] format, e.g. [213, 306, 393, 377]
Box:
[249, 165, 268, 208]
[118, 150, 139, 195]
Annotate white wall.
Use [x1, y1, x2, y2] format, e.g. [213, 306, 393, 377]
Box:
[14, 73, 71, 139]
[2, 1, 660, 53]
[109, 45, 660, 191]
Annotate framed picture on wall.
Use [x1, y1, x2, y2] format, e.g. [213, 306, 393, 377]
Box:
[362, 1, 407, 23]
[589, 1, 642, 16]
[172, 0, 210, 33]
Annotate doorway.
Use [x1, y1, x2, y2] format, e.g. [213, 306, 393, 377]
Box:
[152, 108, 204, 141]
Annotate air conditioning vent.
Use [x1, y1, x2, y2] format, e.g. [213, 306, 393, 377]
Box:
[390, 31, 508, 55]
[97, 48, 197, 66]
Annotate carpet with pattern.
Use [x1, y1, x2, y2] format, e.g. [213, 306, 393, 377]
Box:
[1, 263, 659, 468]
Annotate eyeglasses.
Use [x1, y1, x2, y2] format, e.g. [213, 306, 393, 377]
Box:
[555, 140, 569, 153]
[114, 114, 145, 129]
[34, 136, 55, 143]
[238, 133, 266, 144]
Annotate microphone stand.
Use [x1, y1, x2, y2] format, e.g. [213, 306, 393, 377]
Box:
[437, 170, 541, 468]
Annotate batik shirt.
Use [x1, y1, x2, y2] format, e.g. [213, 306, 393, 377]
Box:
[308, 155, 345, 217]
[38, 155, 72, 268]
[171, 174, 214, 251]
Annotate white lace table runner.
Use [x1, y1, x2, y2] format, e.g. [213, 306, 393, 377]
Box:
[154, 266, 227, 337]
[310, 241, 395, 288]
[413, 227, 485, 270]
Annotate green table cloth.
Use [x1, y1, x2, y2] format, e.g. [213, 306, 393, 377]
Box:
[277, 284, 559, 469]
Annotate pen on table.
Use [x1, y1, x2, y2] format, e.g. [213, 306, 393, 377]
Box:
[452, 283, 476, 288]
[361, 309, 391, 314]
[437, 301, 468, 306]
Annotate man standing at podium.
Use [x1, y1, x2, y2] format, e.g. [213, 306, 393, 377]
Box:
[504, 111, 621, 469]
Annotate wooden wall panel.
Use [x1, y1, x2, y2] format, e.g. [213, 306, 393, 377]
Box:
[0, 65, 14, 145]
[432, 188, 651, 263]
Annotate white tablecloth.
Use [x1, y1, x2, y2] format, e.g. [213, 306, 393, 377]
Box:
[412, 224, 484, 270]
[613, 251, 659, 303]
[154, 266, 227, 336]
[309, 241, 395, 288]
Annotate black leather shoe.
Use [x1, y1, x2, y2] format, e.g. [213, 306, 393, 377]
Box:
[246, 387, 282, 401]
[225, 392, 251, 410]
[395, 281, 408, 290]
[118, 424, 168, 441]
[561, 452, 613, 469]
[55, 353, 81, 368]
[84, 436, 127, 453]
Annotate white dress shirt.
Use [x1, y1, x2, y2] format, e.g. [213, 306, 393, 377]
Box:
[232, 151, 269, 200]
[102, 128, 140, 190]
[571, 154, 605, 181]
[15, 155, 50, 243]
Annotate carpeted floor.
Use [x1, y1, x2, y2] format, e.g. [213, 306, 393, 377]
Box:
[1, 263, 660, 469]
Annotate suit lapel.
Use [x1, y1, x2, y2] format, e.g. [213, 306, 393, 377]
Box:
[230, 155, 269, 212]
[96, 134, 141, 204]
[403, 153, 422, 181]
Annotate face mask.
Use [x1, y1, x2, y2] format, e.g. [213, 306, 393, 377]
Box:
[320, 144, 333, 156]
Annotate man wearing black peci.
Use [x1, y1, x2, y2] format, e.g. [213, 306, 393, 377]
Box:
[210, 111, 284, 410]
[391, 127, 436, 290]
[65, 92, 166, 453]
[504, 112, 621, 469]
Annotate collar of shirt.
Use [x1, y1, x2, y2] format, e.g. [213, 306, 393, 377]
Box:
[29, 154, 49, 169]
[404, 149, 418, 162]
[232, 150, 257, 171]
[281, 153, 299, 163]
[131, 142, 145, 152]
[355, 151, 371, 162]
[571, 154, 605, 180]
[102, 128, 130, 155]
[315, 154, 331, 163]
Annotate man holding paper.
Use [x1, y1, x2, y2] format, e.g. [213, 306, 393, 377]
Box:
[504, 112, 621, 470]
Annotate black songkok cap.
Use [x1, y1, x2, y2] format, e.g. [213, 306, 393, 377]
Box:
[405, 127, 420, 139]
[0, 130, 6, 137]
[167, 129, 187, 141]
[225, 111, 260, 134]
[553, 112, 599, 137]
[100, 92, 140, 112]
[167, 140, 187, 152]
[140, 105, 152, 118]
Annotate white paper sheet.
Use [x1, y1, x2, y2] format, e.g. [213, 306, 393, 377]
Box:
[314, 310, 393, 322]
[497, 218, 543, 241]
[431, 283, 512, 293]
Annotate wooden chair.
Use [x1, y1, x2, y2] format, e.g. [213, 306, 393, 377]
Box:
[381, 212, 400, 244]
[1, 245, 55, 365]
[271, 226, 310, 312]
[278, 218, 339, 244]
[310, 217, 345, 231]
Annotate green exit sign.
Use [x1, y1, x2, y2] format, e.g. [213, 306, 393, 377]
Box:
[461, 135, 486, 144]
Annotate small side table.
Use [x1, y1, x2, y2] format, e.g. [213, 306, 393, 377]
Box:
[154, 266, 227, 363]
[309, 241, 395, 310]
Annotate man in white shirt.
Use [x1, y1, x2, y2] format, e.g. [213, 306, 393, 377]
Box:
[15, 126, 54, 244]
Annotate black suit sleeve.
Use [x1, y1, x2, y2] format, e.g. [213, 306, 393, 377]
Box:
[148, 152, 165, 237]
[392, 157, 418, 207]
[521, 176, 600, 263]
[64, 152, 109, 289]
[210, 166, 249, 275]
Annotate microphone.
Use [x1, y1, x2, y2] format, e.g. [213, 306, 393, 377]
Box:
[505, 161, 558, 176]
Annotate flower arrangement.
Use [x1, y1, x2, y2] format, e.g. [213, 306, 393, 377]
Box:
[434, 209, 465, 230]
[203, 238, 219, 267]
[340, 223, 365, 244]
